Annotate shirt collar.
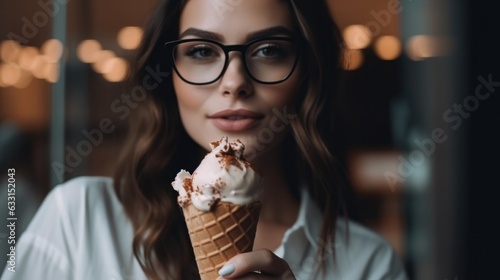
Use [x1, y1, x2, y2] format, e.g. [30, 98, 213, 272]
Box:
[274, 187, 323, 263]
[298, 187, 323, 245]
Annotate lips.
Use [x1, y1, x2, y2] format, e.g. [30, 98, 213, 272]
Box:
[208, 109, 264, 132]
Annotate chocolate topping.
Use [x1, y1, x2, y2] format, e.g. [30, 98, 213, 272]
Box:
[183, 177, 193, 194]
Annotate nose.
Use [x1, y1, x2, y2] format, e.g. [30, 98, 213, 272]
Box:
[219, 53, 253, 98]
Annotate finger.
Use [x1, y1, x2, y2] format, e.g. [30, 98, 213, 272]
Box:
[217, 272, 276, 280]
[217, 249, 290, 278]
[217, 271, 296, 280]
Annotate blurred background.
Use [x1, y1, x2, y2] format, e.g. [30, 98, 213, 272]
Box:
[0, 0, 498, 279]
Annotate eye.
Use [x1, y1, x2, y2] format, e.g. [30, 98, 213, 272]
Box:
[185, 44, 219, 60]
[252, 43, 288, 59]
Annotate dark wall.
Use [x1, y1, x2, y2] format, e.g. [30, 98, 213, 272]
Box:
[465, 0, 500, 278]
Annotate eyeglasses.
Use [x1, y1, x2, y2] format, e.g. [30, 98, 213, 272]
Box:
[164, 37, 301, 85]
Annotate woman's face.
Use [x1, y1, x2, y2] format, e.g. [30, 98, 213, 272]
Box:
[173, 0, 302, 160]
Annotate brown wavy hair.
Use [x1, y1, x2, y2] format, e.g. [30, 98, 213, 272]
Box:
[114, 0, 346, 278]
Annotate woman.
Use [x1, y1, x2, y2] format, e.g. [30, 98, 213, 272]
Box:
[2, 0, 408, 279]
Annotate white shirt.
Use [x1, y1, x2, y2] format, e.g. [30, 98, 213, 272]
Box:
[1, 176, 408, 280]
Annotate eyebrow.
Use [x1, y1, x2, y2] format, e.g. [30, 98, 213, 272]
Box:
[246, 26, 295, 41]
[178, 26, 295, 42]
[179, 28, 222, 41]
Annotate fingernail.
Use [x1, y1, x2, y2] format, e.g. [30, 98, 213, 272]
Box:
[218, 263, 235, 276]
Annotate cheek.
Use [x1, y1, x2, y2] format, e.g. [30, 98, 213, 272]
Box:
[173, 75, 205, 115]
[173, 76, 204, 135]
[258, 71, 302, 108]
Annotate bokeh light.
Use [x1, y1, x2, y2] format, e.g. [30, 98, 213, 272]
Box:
[13, 70, 34, 89]
[92, 50, 116, 73]
[343, 25, 373, 50]
[18, 47, 39, 71]
[0, 63, 22, 86]
[32, 56, 48, 79]
[77, 39, 102, 63]
[102, 57, 129, 82]
[405, 35, 450, 61]
[117, 26, 143, 50]
[42, 39, 64, 63]
[44, 62, 59, 83]
[0, 75, 6, 87]
[0, 40, 21, 63]
[374, 36, 402, 60]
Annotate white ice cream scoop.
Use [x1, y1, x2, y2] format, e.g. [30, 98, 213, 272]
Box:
[172, 136, 262, 211]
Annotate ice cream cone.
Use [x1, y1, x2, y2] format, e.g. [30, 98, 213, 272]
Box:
[172, 137, 263, 279]
[183, 201, 261, 280]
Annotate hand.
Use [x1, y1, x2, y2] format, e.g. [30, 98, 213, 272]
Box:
[216, 249, 296, 280]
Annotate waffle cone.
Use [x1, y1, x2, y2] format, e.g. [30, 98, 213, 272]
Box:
[182, 201, 261, 280]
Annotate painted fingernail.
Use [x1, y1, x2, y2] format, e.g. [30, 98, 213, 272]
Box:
[218, 263, 235, 276]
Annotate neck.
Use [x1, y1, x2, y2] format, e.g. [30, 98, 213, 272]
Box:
[252, 147, 299, 226]
[251, 147, 300, 250]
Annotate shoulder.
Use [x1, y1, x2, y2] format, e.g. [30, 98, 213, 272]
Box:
[46, 176, 123, 212]
[50, 176, 135, 261]
[334, 219, 408, 279]
[51, 176, 115, 200]
[19, 176, 125, 241]
[6, 176, 134, 278]
[45, 176, 124, 228]
[26, 176, 121, 232]
[298, 189, 407, 279]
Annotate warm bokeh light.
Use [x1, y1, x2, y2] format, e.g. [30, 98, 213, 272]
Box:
[343, 25, 372, 50]
[102, 57, 129, 82]
[32, 56, 48, 79]
[42, 39, 64, 63]
[374, 36, 402, 60]
[18, 47, 39, 71]
[405, 35, 433, 61]
[77, 39, 102, 63]
[348, 151, 403, 192]
[117, 26, 143, 50]
[0, 76, 6, 87]
[44, 62, 60, 83]
[0, 40, 21, 64]
[92, 50, 116, 73]
[342, 49, 364, 70]
[13, 69, 34, 89]
[0, 64, 6, 87]
[0, 63, 22, 86]
[405, 35, 450, 61]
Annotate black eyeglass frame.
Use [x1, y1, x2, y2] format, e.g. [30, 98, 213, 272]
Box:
[164, 37, 302, 85]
